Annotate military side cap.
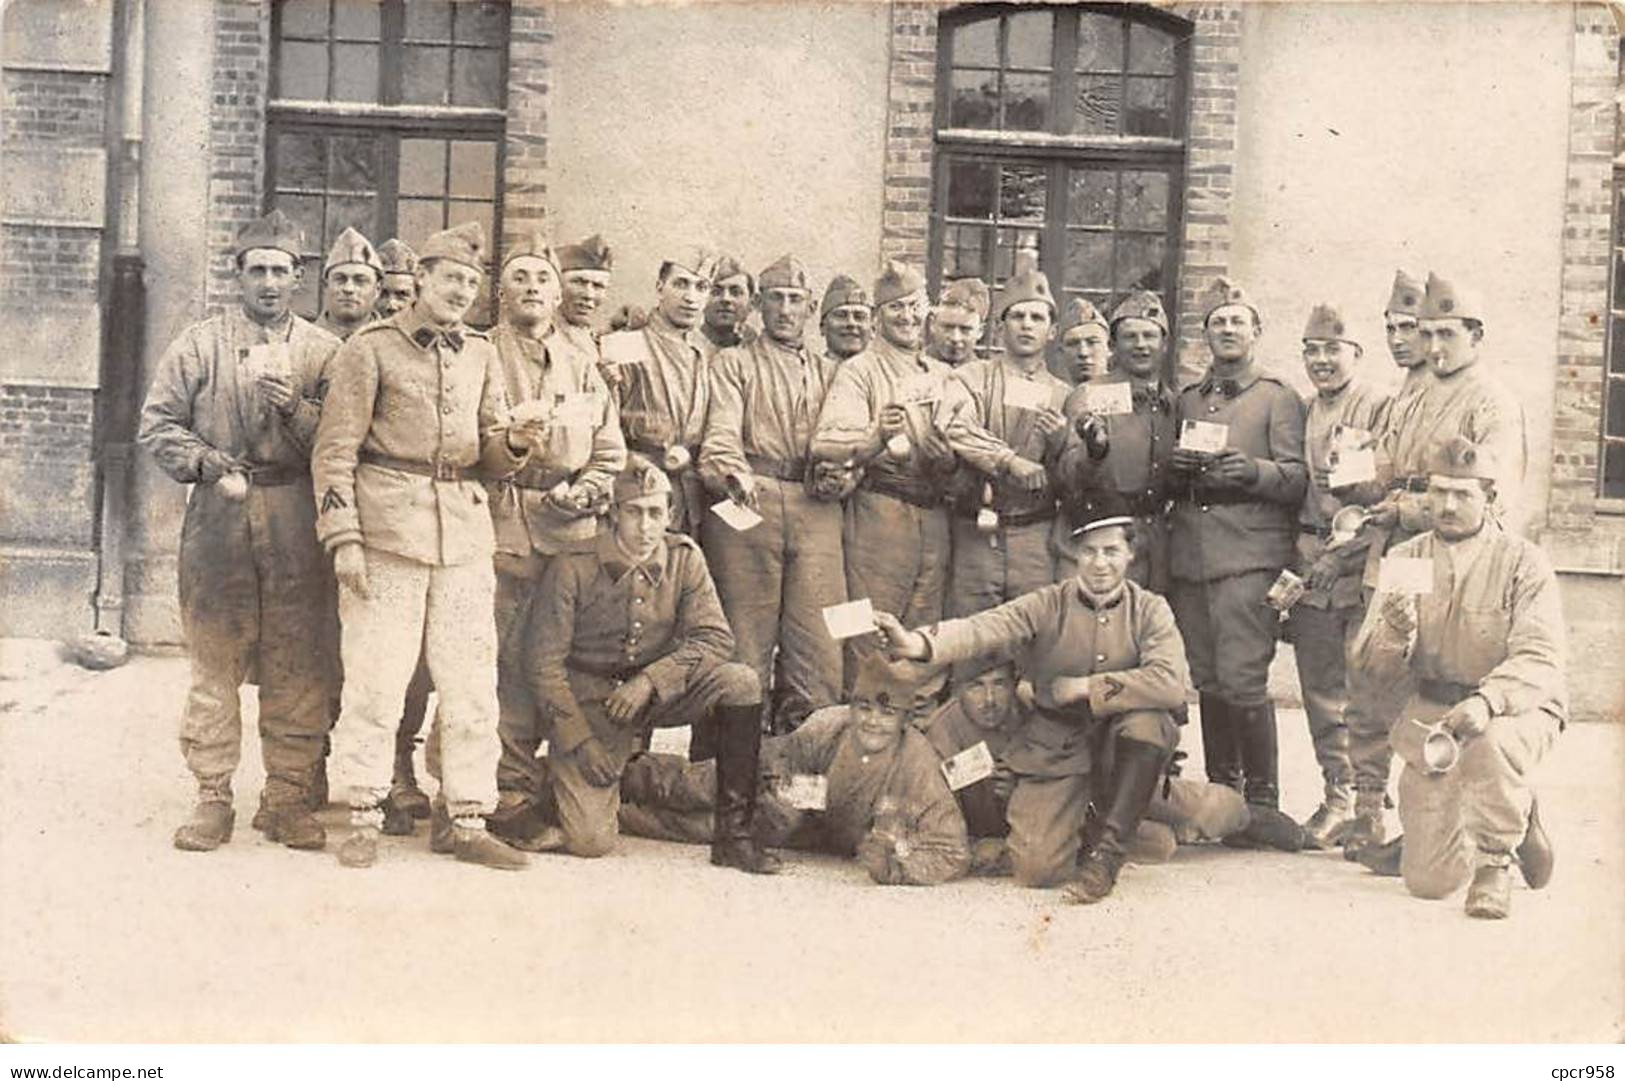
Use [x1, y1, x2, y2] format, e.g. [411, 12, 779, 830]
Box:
[235, 209, 304, 260]
[851, 652, 934, 711]
[612, 453, 674, 503]
[1302, 302, 1357, 345]
[503, 230, 557, 269]
[822, 274, 869, 314]
[1428, 435, 1496, 481]
[1062, 489, 1136, 539]
[1199, 276, 1258, 321]
[377, 238, 418, 276]
[1108, 291, 1168, 334]
[758, 254, 809, 292]
[873, 260, 927, 307]
[1421, 272, 1481, 323]
[996, 268, 1057, 318]
[952, 651, 1016, 684]
[1385, 269, 1425, 317]
[1060, 296, 1108, 335]
[323, 226, 382, 276]
[419, 221, 486, 272]
[557, 234, 614, 273]
[713, 253, 754, 286]
[665, 246, 719, 282]
[938, 277, 990, 320]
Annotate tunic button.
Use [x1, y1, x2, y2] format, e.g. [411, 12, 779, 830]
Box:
[441, 403, 453, 415]
[442, 359, 453, 370]
[1208, 405, 1218, 414]
[1201, 504, 1210, 512]
[634, 597, 644, 605]
[1099, 616, 1108, 625]
[1095, 653, 1106, 662]
[632, 621, 643, 631]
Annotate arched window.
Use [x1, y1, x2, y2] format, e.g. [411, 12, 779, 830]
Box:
[930, 4, 1191, 358]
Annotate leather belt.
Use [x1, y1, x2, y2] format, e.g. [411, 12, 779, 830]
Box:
[567, 658, 641, 683]
[1418, 678, 1477, 707]
[955, 503, 1056, 528]
[242, 462, 308, 487]
[1180, 488, 1274, 508]
[360, 450, 470, 481]
[744, 453, 807, 482]
[860, 474, 942, 510]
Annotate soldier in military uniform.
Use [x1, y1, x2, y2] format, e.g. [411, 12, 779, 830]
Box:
[1168, 279, 1308, 814]
[313, 227, 382, 341]
[1287, 304, 1393, 848]
[482, 231, 627, 848]
[515, 455, 780, 872]
[599, 248, 718, 536]
[701, 254, 757, 354]
[819, 274, 873, 364]
[619, 654, 971, 887]
[944, 267, 1074, 618]
[552, 233, 614, 380]
[1349, 437, 1558, 919]
[1056, 293, 1111, 386]
[925, 277, 988, 367]
[374, 238, 418, 318]
[311, 221, 532, 871]
[138, 209, 340, 853]
[699, 255, 845, 736]
[1056, 292, 1176, 593]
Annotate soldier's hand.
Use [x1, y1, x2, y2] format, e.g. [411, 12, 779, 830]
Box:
[1379, 591, 1415, 635]
[256, 374, 298, 414]
[597, 360, 627, 392]
[1443, 695, 1491, 741]
[1170, 447, 1206, 476]
[990, 764, 1015, 803]
[916, 422, 954, 465]
[1033, 407, 1067, 443]
[878, 404, 909, 438]
[605, 674, 656, 726]
[1005, 455, 1047, 493]
[872, 611, 928, 661]
[576, 737, 620, 788]
[1015, 679, 1036, 711]
[196, 449, 239, 484]
[1305, 552, 1343, 593]
[333, 543, 369, 598]
[725, 472, 759, 511]
[1211, 449, 1259, 487]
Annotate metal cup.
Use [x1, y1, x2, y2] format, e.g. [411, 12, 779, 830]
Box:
[662, 445, 691, 473]
[1410, 718, 1461, 774]
[976, 506, 999, 533]
[217, 471, 249, 502]
[885, 433, 911, 459]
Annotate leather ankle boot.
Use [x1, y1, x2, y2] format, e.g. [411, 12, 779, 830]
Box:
[174, 800, 235, 852]
[710, 704, 782, 874]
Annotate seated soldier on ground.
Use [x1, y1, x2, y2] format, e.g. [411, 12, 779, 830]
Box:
[618, 654, 972, 887]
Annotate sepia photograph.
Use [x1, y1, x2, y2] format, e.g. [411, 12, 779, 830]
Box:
[0, 0, 1622, 1063]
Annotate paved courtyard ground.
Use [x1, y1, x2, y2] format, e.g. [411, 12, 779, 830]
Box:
[1, 645, 1620, 1043]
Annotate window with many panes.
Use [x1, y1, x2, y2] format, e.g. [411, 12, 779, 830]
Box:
[930, 5, 1190, 368]
[267, 0, 508, 324]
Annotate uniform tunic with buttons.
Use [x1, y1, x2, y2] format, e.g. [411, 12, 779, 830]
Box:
[919, 697, 1028, 839]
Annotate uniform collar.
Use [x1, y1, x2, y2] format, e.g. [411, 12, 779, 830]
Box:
[398, 305, 465, 352]
[233, 305, 294, 342]
[872, 336, 925, 370]
[598, 531, 668, 586]
[1073, 579, 1128, 611]
[649, 309, 703, 349]
[1199, 362, 1258, 398]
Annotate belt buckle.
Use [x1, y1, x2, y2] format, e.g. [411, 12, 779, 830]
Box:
[433, 459, 458, 482]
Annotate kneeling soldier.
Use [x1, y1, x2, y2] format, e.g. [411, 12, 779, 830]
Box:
[518, 455, 780, 872]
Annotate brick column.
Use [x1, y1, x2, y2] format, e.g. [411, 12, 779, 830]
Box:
[879, 2, 938, 270]
[503, 0, 552, 248]
[204, 0, 270, 316]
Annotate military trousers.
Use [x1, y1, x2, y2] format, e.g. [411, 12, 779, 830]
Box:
[1287, 601, 1359, 806]
[1168, 567, 1280, 707]
[332, 547, 500, 820]
[1393, 698, 1559, 901]
[842, 488, 949, 691]
[493, 556, 554, 815]
[1007, 708, 1176, 887]
[549, 660, 760, 857]
[947, 516, 1057, 619]
[701, 477, 845, 731]
[176, 481, 333, 806]
[616, 750, 804, 848]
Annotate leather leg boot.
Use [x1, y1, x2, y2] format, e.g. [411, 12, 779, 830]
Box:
[1198, 695, 1243, 793]
[1516, 792, 1554, 890]
[174, 777, 235, 852]
[687, 713, 719, 763]
[710, 704, 782, 874]
[1342, 788, 1387, 859]
[1237, 702, 1281, 810]
[1063, 738, 1166, 904]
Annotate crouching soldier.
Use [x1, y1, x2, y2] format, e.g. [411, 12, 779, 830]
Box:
[619, 654, 972, 886]
[875, 495, 1187, 903]
[517, 454, 780, 873]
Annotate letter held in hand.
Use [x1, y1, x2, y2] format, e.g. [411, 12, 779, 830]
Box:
[1084, 382, 1133, 416]
[778, 773, 829, 811]
[1001, 377, 1052, 412]
[710, 498, 763, 532]
[940, 741, 995, 791]
[821, 598, 878, 639]
[1178, 419, 1228, 453]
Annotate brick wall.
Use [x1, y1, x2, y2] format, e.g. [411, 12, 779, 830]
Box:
[879, 2, 937, 269]
[0, 224, 101, 303]
[503, 0, 552, 248]
[204, 0, 270, 316]
[1, 68, 107, 147]
[0, 386, 96, 463]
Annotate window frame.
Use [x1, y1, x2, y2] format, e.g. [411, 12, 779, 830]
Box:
[927, 3, 1192, 373]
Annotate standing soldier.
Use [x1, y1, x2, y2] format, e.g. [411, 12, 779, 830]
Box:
[819, 274, 873, 364]
[1288, 304, 1392, 849]
[517, 455, 781, 872]
[484, 232, 627, 848]
[138, 209, 339, 852]
[699, 255, 846, 734]
[810, 261, 992, 686]
[600, 248, 718, 536]
[702, 254, 757, 354]
[312, 221, 533, 871]
[1055, 295, 1111, 387]
[552, 233, 614, 386]
[944, 267, 1073, 617]
[1057, 292, 1176, 593]
[925, 278, 988, 367]
[1168, 278, 1308, 813]
[314, 227, 382, 341]
[374, 238, 418, 318]
[1349, 437, 1558, 919]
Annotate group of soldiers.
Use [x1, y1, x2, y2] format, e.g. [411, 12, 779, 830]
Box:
[137, 206, 1566, 920]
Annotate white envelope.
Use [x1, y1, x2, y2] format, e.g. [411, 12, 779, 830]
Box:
[1178, 419, 1229, 453]
[599, 336, 647, 367]
[1332, 424, 1374, 454]
[940, 741, 996, 791]
[243, 343, 291, 382]
[508, 397, 553, 425]
[1328, 446, 1377, 488]
[779, 773, 828, 811]
[1378, 555, 1434, 595]
[710, 499, 763, 532]
[1001, 377, 1053, 412]
[1084, 382, 1134, 416]
[821, 597, 878, 640]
